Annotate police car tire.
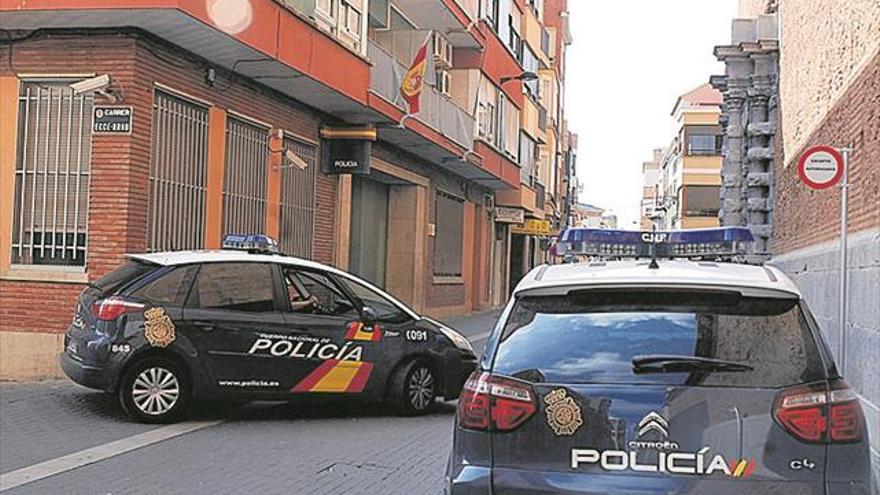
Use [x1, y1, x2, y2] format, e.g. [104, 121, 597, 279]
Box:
[389, 358, 437, 416]
[118, 357, 190, 424]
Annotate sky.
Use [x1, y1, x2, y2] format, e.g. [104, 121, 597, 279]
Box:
[565, 0, 738, 227]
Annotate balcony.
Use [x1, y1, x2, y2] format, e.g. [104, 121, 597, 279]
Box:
[385, 0, 483, 48]
[368, 40, 474, 150]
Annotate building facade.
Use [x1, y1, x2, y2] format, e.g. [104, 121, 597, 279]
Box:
[0, 0, 574, 379]
[639, 147, 663, 229]
[719, 0, 879, 470]
[654, 83, 724, 230]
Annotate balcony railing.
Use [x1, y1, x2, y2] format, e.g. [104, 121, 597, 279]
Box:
[368, 40, 475, 149]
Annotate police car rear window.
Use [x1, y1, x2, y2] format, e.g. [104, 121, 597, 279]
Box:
[93, 260, 157, 293]
[492, 289, 825, 388]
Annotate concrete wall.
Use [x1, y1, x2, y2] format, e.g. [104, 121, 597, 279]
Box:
[770, 227, 880, 470]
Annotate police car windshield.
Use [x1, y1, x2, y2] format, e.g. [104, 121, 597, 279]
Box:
[493, 289, 825, 388]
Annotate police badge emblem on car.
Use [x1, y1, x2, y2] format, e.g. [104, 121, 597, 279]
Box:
[144, 307, 176, 347]
[544, 388, 583, 436]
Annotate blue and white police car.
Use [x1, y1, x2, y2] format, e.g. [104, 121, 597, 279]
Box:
[447, 227, 872, 495]
[61, 235, 477, 423]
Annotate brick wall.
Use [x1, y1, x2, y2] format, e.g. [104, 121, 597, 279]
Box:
[0, 30, 338, 335]
[773, 50, 880, 253]
[777, 0, 880, 162]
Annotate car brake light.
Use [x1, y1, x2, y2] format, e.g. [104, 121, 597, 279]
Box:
[774, 381, 864, 443]
[458, 371, 537, 432]
[92, 297, 144, 321]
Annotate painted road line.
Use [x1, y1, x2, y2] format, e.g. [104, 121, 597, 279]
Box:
[0, 420, 221, 492]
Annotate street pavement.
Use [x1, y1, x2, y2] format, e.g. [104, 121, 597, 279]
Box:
[0, 310, 500, 495]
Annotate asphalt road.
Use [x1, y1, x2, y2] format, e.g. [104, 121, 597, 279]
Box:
[0, 310, 500, 495]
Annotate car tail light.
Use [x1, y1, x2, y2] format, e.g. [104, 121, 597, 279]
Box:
[92, 297, 144, 321]
[458, 371, 537, 432]
[774, 380, 864, 443]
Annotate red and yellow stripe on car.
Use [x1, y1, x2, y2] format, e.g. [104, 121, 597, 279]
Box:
[292, 359, 374, 393]
[728, 459, 756, 478]
[344, 322, 382, 342]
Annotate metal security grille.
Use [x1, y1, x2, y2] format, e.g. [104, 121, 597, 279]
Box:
[223, 116, 268, 236]
[12, 81, 93, 266]
[148, 90, 209, 252]
[279, 137, 316, 258]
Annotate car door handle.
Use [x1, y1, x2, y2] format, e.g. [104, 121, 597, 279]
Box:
[191, 321, 217, 332]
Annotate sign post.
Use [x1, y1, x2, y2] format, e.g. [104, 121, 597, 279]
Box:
[797, 145, 850, 372]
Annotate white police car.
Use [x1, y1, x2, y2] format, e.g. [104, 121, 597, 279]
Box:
[447, 227, 872, 495]
[61, 235, 477, 423]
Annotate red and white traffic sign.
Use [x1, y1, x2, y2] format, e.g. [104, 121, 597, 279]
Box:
[798, 145, 844, 190]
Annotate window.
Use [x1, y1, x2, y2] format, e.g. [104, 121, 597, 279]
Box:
[687, 133, 723, 156]
[483, 0, 500, 29]
[191, 263, 276, 312]
[282, 267, 357, 317]
[337, 276, 410, 324]
[93, 260, 157, 294]
[508, 13, 523, 62]
[223, 116, 268, 237]
[478, 100, 497, 142]
[433, 192, 464, 278]
[148, 90, 209, 252]
[494, 291, 825, 388]
[279, 137, 317, 258]
[497, 92, 508, 151]
[682, 185, 720, 217]
[518, 131, 537, 185]
[11, 80, 93, 267]
[131, 266, 197, 306]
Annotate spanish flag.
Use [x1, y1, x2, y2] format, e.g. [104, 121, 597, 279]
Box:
[400, 34, 431, 114]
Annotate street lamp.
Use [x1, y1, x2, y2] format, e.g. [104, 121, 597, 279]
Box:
[500, 71, 539, 84]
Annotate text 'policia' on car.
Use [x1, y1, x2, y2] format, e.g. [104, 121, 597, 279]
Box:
[446, 227, 872, 495]
[60, 234, 477, 423]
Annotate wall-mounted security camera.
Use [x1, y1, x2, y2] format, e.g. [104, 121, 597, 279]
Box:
[69, 74, 111, 95]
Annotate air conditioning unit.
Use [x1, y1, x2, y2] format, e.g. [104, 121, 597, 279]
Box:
[437, 70, 451, 96]
[432, 33, 452, 69]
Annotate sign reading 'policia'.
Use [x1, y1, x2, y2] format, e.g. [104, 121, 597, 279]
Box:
[320, 126, 377, 175]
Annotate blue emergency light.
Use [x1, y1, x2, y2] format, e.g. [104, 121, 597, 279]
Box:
[556, 227, 754, 259]
[221, 234, 280, 254]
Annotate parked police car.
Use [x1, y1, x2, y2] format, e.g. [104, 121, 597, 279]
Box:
[61, 235, 476, 423]
[447, 228, 872, 495]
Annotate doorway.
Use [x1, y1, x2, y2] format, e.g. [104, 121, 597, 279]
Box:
[349, 176, 389, 287]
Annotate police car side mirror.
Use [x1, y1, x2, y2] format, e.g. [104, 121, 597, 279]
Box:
[361, 307, 378, 328]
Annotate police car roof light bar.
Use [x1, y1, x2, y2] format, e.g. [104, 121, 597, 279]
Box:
[221, 234, 281, 255]
[556, 227, 754, 261]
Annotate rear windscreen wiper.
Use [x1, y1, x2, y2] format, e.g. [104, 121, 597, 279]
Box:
[632, 355, 754, 373]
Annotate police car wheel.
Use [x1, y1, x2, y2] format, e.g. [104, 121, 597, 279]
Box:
[118, 357, 189, 423]
[390, 359, 437, 416]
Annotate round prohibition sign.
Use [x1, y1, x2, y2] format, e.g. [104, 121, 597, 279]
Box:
[798, 145, 844, 190]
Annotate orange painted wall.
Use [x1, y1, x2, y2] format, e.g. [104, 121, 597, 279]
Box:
[0, 77, 19, 273]
[204, 106, 227, 249]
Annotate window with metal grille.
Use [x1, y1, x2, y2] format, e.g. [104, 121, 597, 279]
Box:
[223, 116, 268, 236]
[148, 90, 209, 252]
[12, 81, 93, 267]
[433, 191, 464, 278]
[279, 137, 317, 258]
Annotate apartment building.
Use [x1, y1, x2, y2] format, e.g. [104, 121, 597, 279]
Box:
[655, 83, 723, 230]
[639, 147, 663, 229]
[0, 0, 574, 378]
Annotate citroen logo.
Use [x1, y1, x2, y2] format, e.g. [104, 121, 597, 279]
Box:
[637, 411, 669, 438]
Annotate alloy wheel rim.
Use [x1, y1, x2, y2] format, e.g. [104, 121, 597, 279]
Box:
[408, 367, 434, 411]
[132, 366, 180, 416]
